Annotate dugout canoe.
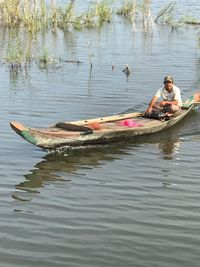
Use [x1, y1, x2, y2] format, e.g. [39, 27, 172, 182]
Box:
[10, 92, 200, 150]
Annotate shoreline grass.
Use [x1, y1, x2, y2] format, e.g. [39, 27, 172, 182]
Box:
[0, 1, 199, 71]
[0, 0, 198, 32]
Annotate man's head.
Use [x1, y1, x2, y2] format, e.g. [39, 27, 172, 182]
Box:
[163, 75, 174, 91]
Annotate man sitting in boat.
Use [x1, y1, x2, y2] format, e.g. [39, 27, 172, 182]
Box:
[145, 75, 182, 115]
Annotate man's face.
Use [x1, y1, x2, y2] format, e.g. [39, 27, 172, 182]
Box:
[164, 80, 173, 91]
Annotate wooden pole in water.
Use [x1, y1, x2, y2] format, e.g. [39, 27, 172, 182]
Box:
[85, 29, 93, 71]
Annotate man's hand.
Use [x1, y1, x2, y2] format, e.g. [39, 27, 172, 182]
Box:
[159, 101, 167, 106]
[145, 107, 152, 114]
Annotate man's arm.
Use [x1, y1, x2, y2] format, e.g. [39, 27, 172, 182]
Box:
[145, 95, 158, 113]
[159, 99, 178, 106]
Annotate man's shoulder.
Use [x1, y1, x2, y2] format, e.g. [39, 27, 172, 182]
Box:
[173, 85, 180, 92]
[155, 87, 164, 96]
[157, 87, 164, 92]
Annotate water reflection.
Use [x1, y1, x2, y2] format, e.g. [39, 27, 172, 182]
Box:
[14, 136, 182, 193]
[158, 137, 181, 160]
[15, 144, 129, 193]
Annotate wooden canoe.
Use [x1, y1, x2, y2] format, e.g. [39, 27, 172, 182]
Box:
[10, 92, 200, 150]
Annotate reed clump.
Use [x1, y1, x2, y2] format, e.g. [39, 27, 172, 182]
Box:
[0, 0, 21, 26]
[56, 0, 76, 30]
[5, 48, 23, 70]
[140, 0, 154, 31]
[0, 0, 113, 32]
[37, 47, 61, 69]
[3, 31, 33, 71]
[117, 0, 155, 31]
[117, 0, 136, 31]
[117, 0, 136, 19]
[62, 0, 112, 30]
[181, 16, 200, 25]
[154, 2, 175, 24]
[95, 0, 112, 25]
[76, 11, 97, 29]
[154, 3, 200, 30]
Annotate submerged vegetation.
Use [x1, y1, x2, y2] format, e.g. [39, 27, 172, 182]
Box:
[37, 47, 62, 69]
[154, 2, 200, 30]
[3, 31, 33, 71]
[0, 0, 200, 71]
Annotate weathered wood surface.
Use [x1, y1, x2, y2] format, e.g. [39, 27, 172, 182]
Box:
[61, 112, 142, 126]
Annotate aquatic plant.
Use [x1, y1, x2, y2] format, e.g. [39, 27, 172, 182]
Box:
[49, 0, 57, 30]
[5, 48, 23, 69]
[0, 0, 199, 33]
[117, 0, 136, 30]
[181, 16, 200, 25]
[56, 0, 76, 30]
[55, 0, 111, 30]
[154, 2, 176, 24]
[0, 0, 20, 26]
[75, 11, 97, 30]
[140, 0, 154, 31]
[0, 0, 48, 32]
[117, 0, 136, 19]
[3, 31, 33, 71]
[73, 0, 112, 30]
[154, 2, 185, 30]
[117, 0, 155, 31]
[95, 0, 112, 25]
[37, 47, 61, 69]
[38, 47, 51, 65]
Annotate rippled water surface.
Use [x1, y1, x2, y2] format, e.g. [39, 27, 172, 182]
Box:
[1, 1, 200, 267]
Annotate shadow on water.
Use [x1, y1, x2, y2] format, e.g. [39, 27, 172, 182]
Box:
[13, 110, 200, 201]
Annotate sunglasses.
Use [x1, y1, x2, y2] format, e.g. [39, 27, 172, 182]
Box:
[164, 81, 172, 84]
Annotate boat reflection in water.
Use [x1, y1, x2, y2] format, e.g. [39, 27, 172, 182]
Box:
[13, 143, 135, 201]
[14, 138, 181, 193]
[15, 143, 135, 192]
[158, 137, 181, 160]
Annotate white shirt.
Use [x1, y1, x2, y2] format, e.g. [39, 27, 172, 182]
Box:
[155, 85, 182, 106]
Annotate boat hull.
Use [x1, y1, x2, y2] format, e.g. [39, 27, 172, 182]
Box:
[10, 105, 194, 149]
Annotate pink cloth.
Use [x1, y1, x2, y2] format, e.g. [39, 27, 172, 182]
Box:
[118, 119, 143, 127]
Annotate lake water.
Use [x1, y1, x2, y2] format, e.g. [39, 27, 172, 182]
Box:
[1, 1, 200, 267]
